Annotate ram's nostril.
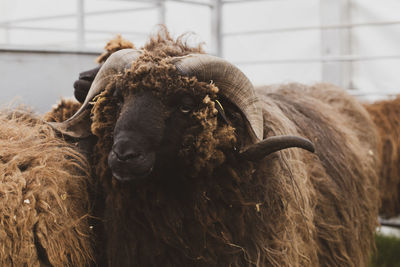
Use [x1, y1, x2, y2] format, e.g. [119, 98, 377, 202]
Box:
[113, 148, 142, 162]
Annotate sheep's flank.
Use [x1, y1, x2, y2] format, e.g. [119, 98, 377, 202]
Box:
[0, 110, 93, 266]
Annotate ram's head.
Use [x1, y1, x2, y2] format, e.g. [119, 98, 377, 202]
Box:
[51, 49, 314, 182]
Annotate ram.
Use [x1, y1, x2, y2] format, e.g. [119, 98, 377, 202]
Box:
[51, 31, 380, 266]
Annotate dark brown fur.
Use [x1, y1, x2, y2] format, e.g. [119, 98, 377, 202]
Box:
[365, 96, 400, 217]
[0, 110, 94, 266]
[259, 83, 379, 266]
[85, 30, 379, 266]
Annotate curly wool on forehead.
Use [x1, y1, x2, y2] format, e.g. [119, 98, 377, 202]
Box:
[96, 27, 204, 64]
[142, 27, 205, 58]
[91, 52, 222, 143]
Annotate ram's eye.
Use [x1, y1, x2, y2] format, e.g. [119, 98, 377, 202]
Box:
[179, 105, 191, 113]
[225, 110, 245, 128]
[179, 96, 195, 114]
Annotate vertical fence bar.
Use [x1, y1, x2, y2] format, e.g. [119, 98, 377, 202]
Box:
[158, 0, 166, 25]
[320, 0, 351, 88]
[211, 0, 223, 57]
[77, 0, 85, 48]
[0, 3, 10, 45]
[3, 26, 10, 45]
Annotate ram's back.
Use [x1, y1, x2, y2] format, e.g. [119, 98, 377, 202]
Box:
[256, 83, 379, 267]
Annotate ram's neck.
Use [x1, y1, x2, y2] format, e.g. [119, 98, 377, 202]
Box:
[100, 159, 277, 266]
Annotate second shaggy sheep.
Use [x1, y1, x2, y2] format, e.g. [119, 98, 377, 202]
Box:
[0, 110, 93, 266]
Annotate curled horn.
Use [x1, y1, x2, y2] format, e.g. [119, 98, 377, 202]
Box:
[49, 49, 143, 138]
[172, 54, 264, 141]
[172, 54, 315, 158]
[239, 135, 315, 161]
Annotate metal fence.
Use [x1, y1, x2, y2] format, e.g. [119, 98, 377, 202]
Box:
[1, 0, 400, 97]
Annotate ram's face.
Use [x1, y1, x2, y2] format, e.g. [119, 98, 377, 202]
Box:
[51, 49, 314, 182]
[105, 63, 248, 181]
[107, 87, 213, 181]
[96, 50, 261, 182]
[107, 90, 164, 181]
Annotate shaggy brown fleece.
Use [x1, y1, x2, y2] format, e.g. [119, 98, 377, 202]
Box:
[365, 96, 400, 217]
[86, 30, 379, 267]
[0, 110, 93, 266]
[44, 99, 81, 122]
[259, 83, 379, 267]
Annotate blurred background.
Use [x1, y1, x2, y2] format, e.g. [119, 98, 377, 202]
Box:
[1, 0, 400, 112]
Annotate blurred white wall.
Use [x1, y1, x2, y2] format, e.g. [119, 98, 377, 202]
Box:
[0, 50, 96, 111]
[351, 0, 400, 98]
[223, 0, 321, 86]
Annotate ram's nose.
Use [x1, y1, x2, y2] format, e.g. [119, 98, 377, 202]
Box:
[108, 139, 155, 182]
[112, 144, 143, 162]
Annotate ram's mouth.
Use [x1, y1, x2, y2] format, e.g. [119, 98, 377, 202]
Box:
[111, 167, 153, 182]
[108, 151, 155, 182]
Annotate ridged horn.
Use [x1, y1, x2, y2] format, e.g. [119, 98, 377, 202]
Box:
[172, 54, 263, 141]
[239, 135, 315, 161]
[49, 49, 143, 138]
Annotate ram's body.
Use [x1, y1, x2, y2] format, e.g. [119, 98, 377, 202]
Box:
[0, 110, 93, 266]
[255, 84, 379, 266]
[83, 38, 379, 266]
[48, 31, 380, 266]
[92, 85, 377, 267]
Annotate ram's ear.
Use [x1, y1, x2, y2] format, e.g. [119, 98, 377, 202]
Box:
[73, 65, 102, 103]
[239, 135, 315, 161]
